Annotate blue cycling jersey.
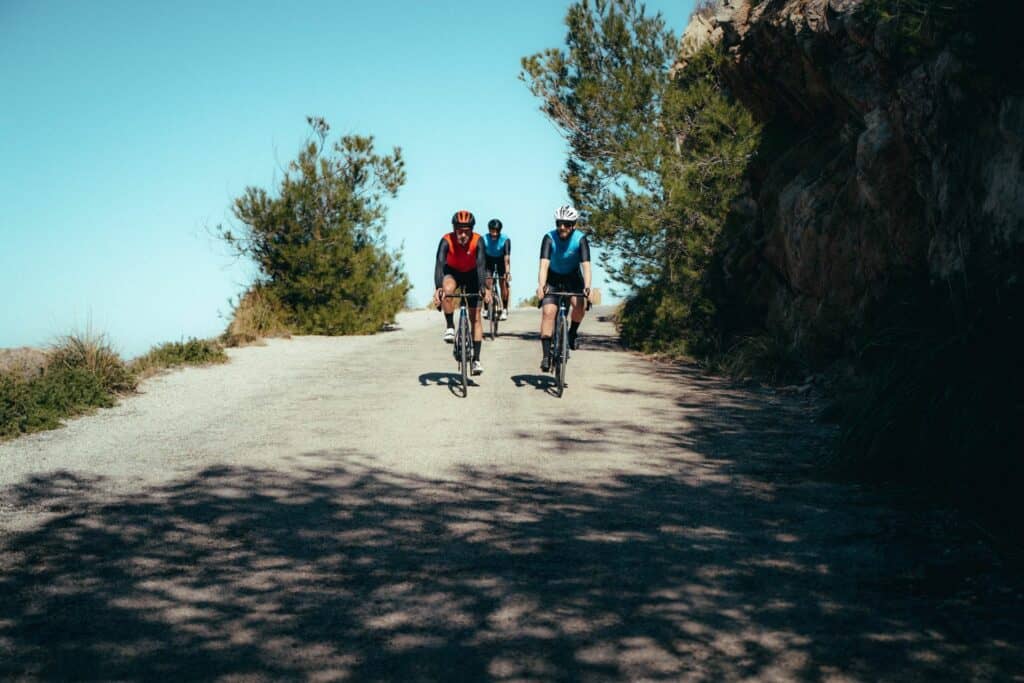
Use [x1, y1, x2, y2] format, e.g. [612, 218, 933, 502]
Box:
[544, 229, 586, 274]
[482, 233, 509, 258]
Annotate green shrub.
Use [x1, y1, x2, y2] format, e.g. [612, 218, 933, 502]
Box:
[718, 333, 807, 386]
[616, 282, 691, 357]
[1, 367, 114, 440]
[218, 117, 410, 338]
[132, 338, 228, 377]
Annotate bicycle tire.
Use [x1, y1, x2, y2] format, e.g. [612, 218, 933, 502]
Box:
[458, 311, 470, 396]
[489, 286, 498, 341]
[554, 313, 567, 398]
[495, 281, 504, 336]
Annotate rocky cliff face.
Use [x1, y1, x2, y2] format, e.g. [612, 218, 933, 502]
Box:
[686, 0, 1024, 353]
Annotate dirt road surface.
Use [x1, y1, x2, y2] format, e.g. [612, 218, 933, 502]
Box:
[2, 308, 1021, 680]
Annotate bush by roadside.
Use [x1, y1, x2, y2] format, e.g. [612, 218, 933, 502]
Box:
[1, 331, 230, 442]
[1, 332, 131, 441]
[131, 338, 228, 379]
[49, 332, 136, 394]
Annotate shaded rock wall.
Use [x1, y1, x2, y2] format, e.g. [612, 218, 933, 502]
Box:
[691, 0, 1024, 352]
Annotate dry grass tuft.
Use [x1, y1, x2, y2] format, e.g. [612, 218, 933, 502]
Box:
[224, 286, 291, 347]
[49, 332, 136, 393]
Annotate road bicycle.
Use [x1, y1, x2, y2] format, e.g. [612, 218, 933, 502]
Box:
[485, 268, 506, 341]
[545, 290, 590, 398]
[443, 292, 481, 397]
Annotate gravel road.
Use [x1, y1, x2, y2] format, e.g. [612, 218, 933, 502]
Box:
[1, 308, 1021, 680]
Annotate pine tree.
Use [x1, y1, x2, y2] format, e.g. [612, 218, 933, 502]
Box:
[521, 0, 760, 354]
[220, 117, 409, 335]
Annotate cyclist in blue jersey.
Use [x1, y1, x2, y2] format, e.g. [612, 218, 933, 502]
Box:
[482, 218, 511, 321]
[535, 205, 592, 372]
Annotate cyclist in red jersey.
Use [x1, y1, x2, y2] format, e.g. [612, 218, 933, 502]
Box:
[432, 210, 492, 375]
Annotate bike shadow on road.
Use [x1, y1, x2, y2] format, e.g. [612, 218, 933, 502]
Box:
[510, 373, 558, 396]
[418, 371, 478, 396]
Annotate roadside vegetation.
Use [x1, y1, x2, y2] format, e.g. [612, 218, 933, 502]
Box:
[1, 332, 228, 442]
[131, 338, 228, 379]
[222, 285, 291, 347]
[218, 116, 409, 339]
[4, 117, 409, 442]
[521, 0, 760, 360]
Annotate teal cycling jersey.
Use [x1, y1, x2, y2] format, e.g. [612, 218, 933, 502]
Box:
[541, 229, 589, 274]
[483, 233, 510, 258]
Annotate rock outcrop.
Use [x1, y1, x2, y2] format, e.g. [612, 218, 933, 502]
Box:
[685, 0, 1024, 352]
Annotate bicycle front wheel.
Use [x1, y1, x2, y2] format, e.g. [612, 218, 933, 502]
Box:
[489, 291, 498, 341]
[554, 316, 567, 398]
[458, 314, 470, 396]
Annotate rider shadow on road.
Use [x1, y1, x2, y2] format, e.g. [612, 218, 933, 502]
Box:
[418, 372, 478, 396]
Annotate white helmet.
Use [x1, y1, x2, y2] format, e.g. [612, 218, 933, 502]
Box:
[554, 205, 579, 222]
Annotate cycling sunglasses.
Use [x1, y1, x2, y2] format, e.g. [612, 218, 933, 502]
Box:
[556, 220, 577, 228]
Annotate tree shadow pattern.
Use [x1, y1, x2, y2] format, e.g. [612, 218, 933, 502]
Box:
[1, 368, 1022, 680]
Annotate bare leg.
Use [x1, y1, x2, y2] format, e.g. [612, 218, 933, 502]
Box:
[471, 306, 483, 342]
[570, 296, 586, 323]
[441, 276, 457, 315]
[540, 303, 557, 337]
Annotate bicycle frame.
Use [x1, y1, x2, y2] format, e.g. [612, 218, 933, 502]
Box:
[545, 290, 588, 398]
[442, 292, 480, 397]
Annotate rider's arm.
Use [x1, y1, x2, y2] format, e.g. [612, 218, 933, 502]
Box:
[434, 238, 449, 289]
[580, 236, 592, 292]
[538, 235, 552, 295]
[475, 241, 487, 289]
[504, 238, 511, 275]
[539, 234, 553, 261]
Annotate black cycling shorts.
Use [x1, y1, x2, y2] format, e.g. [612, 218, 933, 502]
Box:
[442, 266, 481, 298]
[485, 256, 507, 276]
[542, 270, 585, 306]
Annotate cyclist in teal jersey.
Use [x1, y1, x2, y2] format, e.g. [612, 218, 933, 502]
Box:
[482, 218, 511, 321]
[535, 205, 592, 372]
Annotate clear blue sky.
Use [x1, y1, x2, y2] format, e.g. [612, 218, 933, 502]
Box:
[1, 0, 696, 358]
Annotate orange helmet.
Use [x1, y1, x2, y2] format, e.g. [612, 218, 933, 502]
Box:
[451, 210, 476, 228]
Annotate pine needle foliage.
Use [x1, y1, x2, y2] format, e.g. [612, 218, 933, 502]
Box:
[220, 117, 409, 336]
[521, 0, 760, 356]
